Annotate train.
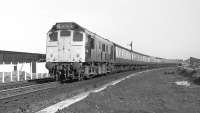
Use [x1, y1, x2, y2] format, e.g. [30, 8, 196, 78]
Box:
[45, 22, 179, 81]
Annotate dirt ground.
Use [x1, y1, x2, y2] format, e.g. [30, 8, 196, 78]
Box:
[59, 68, 200, 113]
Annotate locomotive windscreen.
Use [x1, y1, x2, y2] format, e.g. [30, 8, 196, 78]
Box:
[56, 23, 74, 30]
[49, 32, 58, 41]
[54, 22, 84, 31]
[60, 30, 71, 37]
[73, 31, 83, 41]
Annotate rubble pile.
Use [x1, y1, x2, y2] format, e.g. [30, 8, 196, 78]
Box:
[177, 65, 200, 85]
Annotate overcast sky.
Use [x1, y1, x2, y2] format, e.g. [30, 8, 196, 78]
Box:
[0, 0, 199, 59]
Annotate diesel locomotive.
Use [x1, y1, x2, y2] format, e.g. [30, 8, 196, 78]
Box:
[45, 22, 179, 81]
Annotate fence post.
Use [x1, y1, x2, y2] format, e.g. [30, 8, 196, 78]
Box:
[11, 71, 13, 82]
[23, 62, 26, 81]
[11, 62, 13, 82]
[25, 71, 27, 80]
[2, 61, 5, 83]
[17, 62, 20, 81]
[30, 62, 32, 80]
[17, 71, 19, 81]
[2, 72, 4, 83]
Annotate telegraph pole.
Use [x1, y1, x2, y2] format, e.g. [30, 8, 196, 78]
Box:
[130, 41, 133, 51]
[130, 41, 133, 61]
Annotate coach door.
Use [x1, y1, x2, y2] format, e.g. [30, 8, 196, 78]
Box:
[58, 30, 71, 62]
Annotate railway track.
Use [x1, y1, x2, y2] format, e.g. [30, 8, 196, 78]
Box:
[0, 68, 165, 113]
[0, 69, 155, 101]
[0, 82, 59, 100]
[0, 77, 55, 91]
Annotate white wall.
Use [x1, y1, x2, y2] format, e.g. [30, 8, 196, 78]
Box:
[36, 62, 48, 73]
[17, 63, 31, 72]
[0, 62, 48, 73]
[0, 63, 14, 72]
[0, 62, 49, 83]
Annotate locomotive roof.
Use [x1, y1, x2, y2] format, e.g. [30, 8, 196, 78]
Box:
[113, 43, 150, 57]
[51, 22, 84, 31]
[51, 22, 158, 59]
[0, 50, 45, 64]
[51, 22, 113, 43]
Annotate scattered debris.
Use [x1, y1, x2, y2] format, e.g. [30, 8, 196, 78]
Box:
[164, 71, 175, 75]
[176, 66, 200, 85]
[175, 81, 190, 87]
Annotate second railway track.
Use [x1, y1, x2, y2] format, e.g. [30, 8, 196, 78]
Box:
[0, 82, 59, 100]
[0, 77, 55, 91]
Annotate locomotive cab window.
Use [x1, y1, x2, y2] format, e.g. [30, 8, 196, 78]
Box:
[49, 32, 58, 41]
[73, 31, 83, 41]
[60, 30, 71, 37]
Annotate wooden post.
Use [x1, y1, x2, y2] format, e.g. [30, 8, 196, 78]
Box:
[11, 71, 13, 82]
[36, 62, 38, 79]
[30, 62, 32, 79]
[2, 61, 5, 83]
[17, 62, 20, 81]
[24, 62, 26, 80]
[2, 72, 4, 83]
[130, 41, 133, 61]
[11, 62, 13, 82]
[23, 62, 26, 81]
[17, 71, 19, 81]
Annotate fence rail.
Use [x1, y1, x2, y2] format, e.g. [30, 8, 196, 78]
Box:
[0, 71, 49, 83]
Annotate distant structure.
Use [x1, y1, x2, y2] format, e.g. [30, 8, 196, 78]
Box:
[186, 57, 200, 67]
[0, 50, 47, 83]
[0, 50, 45, 64]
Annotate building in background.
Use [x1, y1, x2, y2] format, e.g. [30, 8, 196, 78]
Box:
[185, 57, 200, 68]
[0, 50, 48, 83]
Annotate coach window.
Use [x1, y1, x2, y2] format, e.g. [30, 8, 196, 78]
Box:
[90, 37, 94, 49]
[49, 32, 58, 41]
[73, 31, 83, 41]
[60, 30, 71, 37]
[87, 35, 94, 49]
[102, 44, 105, 52]
[99, 42, 101, 49]
[106, 45, 108, 52]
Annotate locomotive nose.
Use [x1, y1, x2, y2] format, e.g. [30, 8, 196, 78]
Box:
[76, 53, 80, 58]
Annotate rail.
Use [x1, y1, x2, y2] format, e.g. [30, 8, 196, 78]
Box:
[0, 82, 58, 100]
